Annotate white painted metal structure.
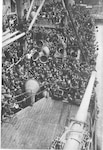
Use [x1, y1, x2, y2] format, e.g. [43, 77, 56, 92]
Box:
[2, 32, 25, 47]
[2, 29, 10, 36]
[63, 71, 96, 150]
[2, 30, 20, 42]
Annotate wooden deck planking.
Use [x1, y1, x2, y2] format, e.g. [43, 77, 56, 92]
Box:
[1, 98, 72, 149]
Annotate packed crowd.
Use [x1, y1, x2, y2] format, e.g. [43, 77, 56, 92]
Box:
[3, 14, 18, 32]
[37, 1, 66, 27]
[2, 1, 97, 121]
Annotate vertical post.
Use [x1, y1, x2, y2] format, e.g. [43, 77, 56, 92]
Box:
[76, 49, 80, 60]
[31, 92, 36, 105]
[15, 0, 22, 23]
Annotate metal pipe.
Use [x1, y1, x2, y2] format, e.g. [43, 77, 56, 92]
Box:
[75, 71, 96, 122]
[2, 30, 10, 36]
[26, 0, 35, 20]
[28, 0, 45, 31]
[63, 71, 96, 150]
[2, 32, 25, 48]
[2, 31, 20, 42]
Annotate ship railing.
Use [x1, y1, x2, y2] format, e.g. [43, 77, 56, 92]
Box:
[62, 71, 96, 150]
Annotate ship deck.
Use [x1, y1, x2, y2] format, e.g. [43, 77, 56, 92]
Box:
[1, 98, 79, 149]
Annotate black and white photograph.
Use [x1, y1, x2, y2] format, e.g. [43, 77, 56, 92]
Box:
[1, 0, 103, 149]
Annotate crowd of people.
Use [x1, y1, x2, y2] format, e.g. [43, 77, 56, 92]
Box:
[2, 1, 97, 122]
[3, 14, 18, 32]
[37, 1, 67, 27]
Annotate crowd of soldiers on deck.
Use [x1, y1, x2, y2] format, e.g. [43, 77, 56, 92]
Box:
[2, 1, 98, 122]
